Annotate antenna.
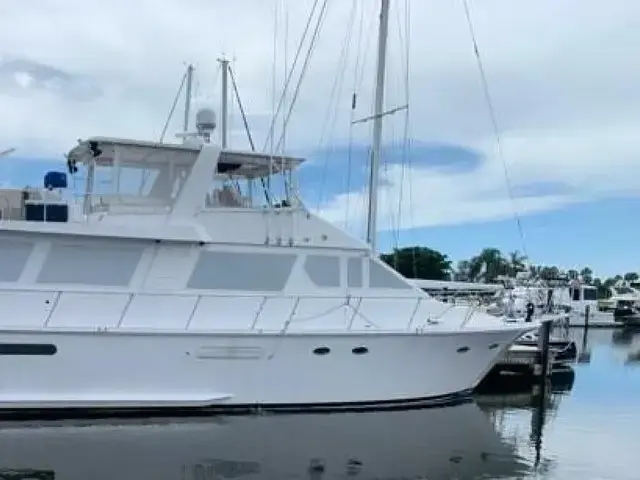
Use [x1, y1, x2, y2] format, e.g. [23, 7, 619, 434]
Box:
[218, 57, 230, 148]
[183, 64, 194, 134]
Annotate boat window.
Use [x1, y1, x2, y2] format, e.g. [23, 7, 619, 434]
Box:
[572, 288, 581, 302]
[615, 287, 635, 295]
[304, 255, 340, 288]
[205, 177, 253, 208]
[347, 257, 363, 288]
[0, 239, 33, 282]
[583, 287, 597, 301]
[37, 241, 144, 286]
[313, 346, 330, 355]
[0, 343, 57, 355]
[352, 346, 369, 355]
[187, 251, 296, 291]
[368, 259, 412, 289]
[88, 162, 179, 212]
[204, 174, 298, 210]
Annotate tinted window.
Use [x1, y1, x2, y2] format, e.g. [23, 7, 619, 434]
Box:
[583, 288, 597, 301]
[0, 343, 57, 355]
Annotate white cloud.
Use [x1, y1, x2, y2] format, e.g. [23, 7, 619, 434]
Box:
[0, 0, 639, 229]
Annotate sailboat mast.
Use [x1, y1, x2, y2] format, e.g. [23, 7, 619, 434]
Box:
[365, 0, 390, 254]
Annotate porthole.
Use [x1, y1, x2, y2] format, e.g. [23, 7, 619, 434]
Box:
[352, 346, 369, 355]
[456, 346, 470, 354]
[488, 343, 500, 350]
[313, 346, 331, 356]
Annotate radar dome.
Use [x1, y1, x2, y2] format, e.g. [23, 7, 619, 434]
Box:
[195, 108, 216, 131]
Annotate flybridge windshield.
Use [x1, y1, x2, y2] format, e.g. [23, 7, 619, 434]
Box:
[65, 138, 306, 214]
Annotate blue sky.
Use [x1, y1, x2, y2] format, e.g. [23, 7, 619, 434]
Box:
[298, 141, 639, 279]
[1, 0, 639, 279]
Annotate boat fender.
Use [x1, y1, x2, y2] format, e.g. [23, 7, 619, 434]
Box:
[525, 302, 535, 322]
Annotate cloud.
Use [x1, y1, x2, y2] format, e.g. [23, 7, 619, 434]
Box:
[0, 0, 639, 231]
[0, 57, 102, 101]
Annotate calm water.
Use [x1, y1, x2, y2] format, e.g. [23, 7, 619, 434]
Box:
[0, 327, 638, 480]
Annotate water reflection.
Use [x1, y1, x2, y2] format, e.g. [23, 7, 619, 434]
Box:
[476, 363, 575, 477]
[0, 402, 529, 480]
[612, 326, 640, 347]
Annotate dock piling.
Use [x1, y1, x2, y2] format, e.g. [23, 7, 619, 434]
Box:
[535, 320, 552, 383]
[584, 304, 590, 329]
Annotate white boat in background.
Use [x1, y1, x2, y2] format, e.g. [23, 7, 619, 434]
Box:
[0, 1, 534, 413]
[0, 402, 528, 479]
[597, 280, 640, 324]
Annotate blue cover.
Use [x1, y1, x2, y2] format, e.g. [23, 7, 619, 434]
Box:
[44, 171, 68, 189]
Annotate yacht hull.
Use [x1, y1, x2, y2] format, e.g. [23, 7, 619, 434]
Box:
[0, 328, 525, 413]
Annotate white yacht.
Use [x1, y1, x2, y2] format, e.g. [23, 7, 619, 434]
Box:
[0, 129, 534, 412]
[0, 2, 535, 413]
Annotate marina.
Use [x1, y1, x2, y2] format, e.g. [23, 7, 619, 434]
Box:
[0, 0, 638, 478]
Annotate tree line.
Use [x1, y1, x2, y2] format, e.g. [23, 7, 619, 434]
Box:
[380, 246, 637, 299]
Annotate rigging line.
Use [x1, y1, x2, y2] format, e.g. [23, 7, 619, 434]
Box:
[228, 66, 271, 204]
[138, 67, 188, 194]
[273, 0, 329, 154]
[355, 1, 380, 95]
[159, 69, 188, 143]
[348, 5, 373, 237]
[461, 0, 529, 259]
[262, 0, 322, 152]
[268, 0, 279, 195]
[281, 0, 290, 200]
[393, 0, 410, 254]
[314, 0, 358, 212]
[399, 0, 417, 279]
[346, 0, 367, 228]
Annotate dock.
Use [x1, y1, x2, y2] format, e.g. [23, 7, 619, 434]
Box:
[475, 319, 576, 393]
[567, 310, 623, 328]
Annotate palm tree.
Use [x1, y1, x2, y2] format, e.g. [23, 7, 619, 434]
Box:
[468, 248, 508, 283]
[455, 260, 471, 281]
[508, 250, 528, 276]
[580, 267, 593, 284]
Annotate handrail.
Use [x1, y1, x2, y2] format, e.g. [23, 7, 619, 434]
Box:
[0, 285, 423, 301]
[0, 287, 463, 334]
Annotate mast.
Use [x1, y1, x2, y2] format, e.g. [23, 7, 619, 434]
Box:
[218, 57, 230, 148]
[365, 0, 390, 254]
[183, 64, 194, 134]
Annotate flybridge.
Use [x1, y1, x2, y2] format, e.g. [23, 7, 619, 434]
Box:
[66, 136, 305, 179]
[64, 132, 306, 217]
